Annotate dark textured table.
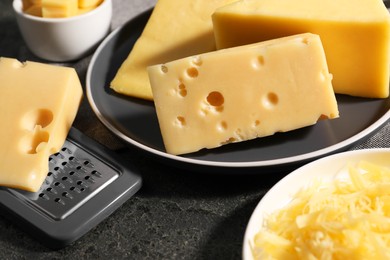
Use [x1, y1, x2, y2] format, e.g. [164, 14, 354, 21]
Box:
[1, 0, 390, 259]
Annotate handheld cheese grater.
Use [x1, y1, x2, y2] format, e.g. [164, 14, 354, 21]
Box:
[0, 127, 142, 249]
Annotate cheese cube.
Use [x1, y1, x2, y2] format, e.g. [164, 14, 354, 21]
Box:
[212, 0, 390, 98]
[24, 5, 43, 17]
[0, 57, 83, 192]
[148, 33, 339, 155]
[22, 0, 42, 11]
[78, 0, 102, 9]
[110, 0, 238, 100]
[42, 0, 78, 18]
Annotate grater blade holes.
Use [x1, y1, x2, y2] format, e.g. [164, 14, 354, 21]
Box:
[10, 140, 119, 220]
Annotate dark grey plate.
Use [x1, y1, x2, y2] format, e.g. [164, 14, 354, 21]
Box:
[86, 8, 390, 174]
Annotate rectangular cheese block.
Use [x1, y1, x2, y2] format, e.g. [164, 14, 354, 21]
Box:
[0, 57, 83, 192]
[148, 33, 339, 155]
[42, 0, 78, 18]
[212, 0, 390, 98]
[110, 0, 238, 100]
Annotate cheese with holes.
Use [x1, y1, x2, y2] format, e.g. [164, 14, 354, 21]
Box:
[148, 33, 339, 155]
[110, 0, 238, 100]
[41, 0, 78, 18]
[212, 0, 390, 98]
[0, 57, 83, 192]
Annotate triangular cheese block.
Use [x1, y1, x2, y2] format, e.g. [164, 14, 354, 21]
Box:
[212, 0, 390, 98]
[110, 0, 238, 100]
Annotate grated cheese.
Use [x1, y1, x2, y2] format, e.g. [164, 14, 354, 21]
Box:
[252, 161, 390, 260]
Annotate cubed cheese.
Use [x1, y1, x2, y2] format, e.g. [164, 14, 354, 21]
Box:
[22, 0, 42, 11]
[24, 5, 43, 17]
[0, 57, 83, 192]
[78, 0, 102, 9]
[110, 0, 238, 100]
[148, 33, 339, 155]
[212, 0, 390, 98]
[42, 0, 78, 18]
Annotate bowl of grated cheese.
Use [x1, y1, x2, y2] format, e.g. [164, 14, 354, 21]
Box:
[243, 148, 390, 260]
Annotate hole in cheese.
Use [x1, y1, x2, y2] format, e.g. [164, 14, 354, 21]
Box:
[178, 83, 187, 97]
[186, 67, 199, 78]
[176, 116, 186, 127]
[217, 121, 228, 132]
[252, 54, 265, 69]
[318, 114, 329, 120]
[161, 65, 168, 73]
[221, 137, 236, 145]
[262, 92, 279, 109]
[192, 56, 203, 66]
[20, 127, 50, 154]
[22, 108, 53, 130]
[257, 55, 265, 66]
[207, 91, 224, 107]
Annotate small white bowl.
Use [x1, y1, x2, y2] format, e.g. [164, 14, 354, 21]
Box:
[13, 0, 112, 62]
[243, 148, 390, 260]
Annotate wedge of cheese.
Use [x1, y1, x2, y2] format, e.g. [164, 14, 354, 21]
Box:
[110, 0, 238, 100]
[0, 57, 83, 192]
[148, 33, 339, 155]
[212, 0, 390, 98]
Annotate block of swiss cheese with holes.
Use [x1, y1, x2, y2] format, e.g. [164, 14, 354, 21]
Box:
[0, 57, 83, 192]
[148, 33, 339, 155]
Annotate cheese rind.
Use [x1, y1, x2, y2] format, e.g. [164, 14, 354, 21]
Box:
[110, 0, 238, 100]
[0, 57, 83, 192]
[148, 33, 339, 155]
[212, 0, 390, 98]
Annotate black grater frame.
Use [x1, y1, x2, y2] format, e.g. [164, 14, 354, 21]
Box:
[0, 127, 142, 249]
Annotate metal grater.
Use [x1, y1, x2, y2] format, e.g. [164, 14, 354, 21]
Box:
[0, 128, 142, 249]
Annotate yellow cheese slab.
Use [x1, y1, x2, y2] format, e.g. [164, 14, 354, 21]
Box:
[148, 33, 339, 155]
[110, 0, 238, 100]
[212, 0, 390, 98]
[0, 57, 83, 192]
[42, 0, 78, 18]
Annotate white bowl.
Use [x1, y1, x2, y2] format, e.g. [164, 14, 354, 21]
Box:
[13, 0, 112, 62]
[243, 148, 390, 260]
